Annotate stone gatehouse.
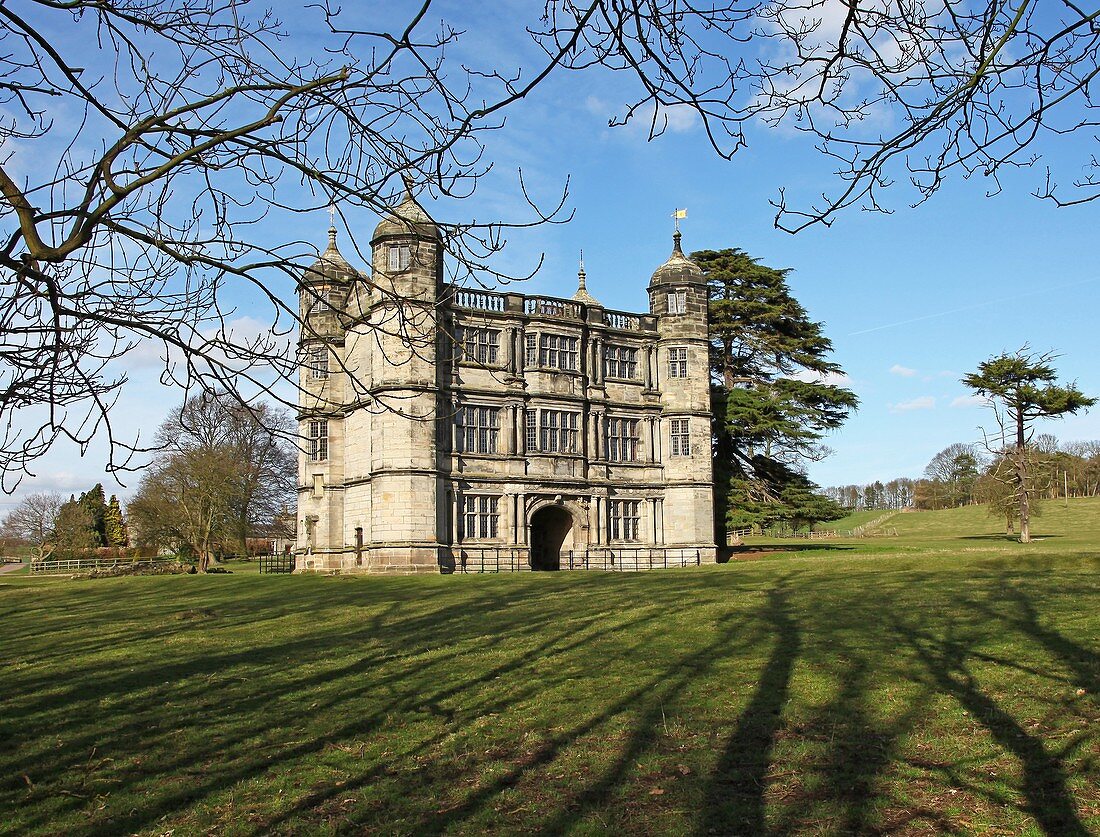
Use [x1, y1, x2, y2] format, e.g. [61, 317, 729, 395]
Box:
[296, 193, 716, 573]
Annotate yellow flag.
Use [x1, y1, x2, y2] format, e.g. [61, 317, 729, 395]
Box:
[674, 209, 687, 219]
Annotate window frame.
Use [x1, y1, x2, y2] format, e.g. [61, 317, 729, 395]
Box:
[668, 347, 688, 378]
[456, 325, 500, 365]
[532, 332, 579, 371]
[603, 344, 639, 380]
[308, 420, 329, 462]
[306, 345, 329, 380]
[609, 499, 641, 542]
[455, 405, 500, 455]
[670, 417, 691, 456]
[536, 409, 579, 454]
[461, 494, 500, 540]
[667, 290, 687, 314]
[606, 417, 640, 462]
[387, 243, 411, 272]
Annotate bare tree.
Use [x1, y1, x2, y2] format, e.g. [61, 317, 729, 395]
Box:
[128, 393, 294, 570]
[0, 491, 62, 561]
[4, 0, 1098, 487]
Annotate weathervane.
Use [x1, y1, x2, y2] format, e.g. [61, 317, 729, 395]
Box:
[672, 207, 687, 233]
[328, 203, 337, 229]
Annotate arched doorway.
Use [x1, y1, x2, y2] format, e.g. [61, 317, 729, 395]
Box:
[529, 505, 573, 571]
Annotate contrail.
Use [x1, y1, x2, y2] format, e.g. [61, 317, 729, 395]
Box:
[849, 275, 1100, 336]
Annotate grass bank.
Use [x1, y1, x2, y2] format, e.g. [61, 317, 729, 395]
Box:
[1, 526, 1098, 834]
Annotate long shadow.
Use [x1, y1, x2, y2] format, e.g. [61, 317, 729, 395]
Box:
[4, 580, 662, 834]
[730, 544, 855, 555]
[959, 534, 1065, 541]
[695, 577, 800, 835]
[1001, 586, 1100, 697]
[894, 618, 1090, 836]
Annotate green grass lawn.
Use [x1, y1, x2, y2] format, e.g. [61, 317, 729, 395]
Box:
[2, 506, 1098, 835]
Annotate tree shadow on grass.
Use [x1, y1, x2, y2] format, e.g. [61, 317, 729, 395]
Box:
[890, 614, 1091, 837]
[958, 534, 1065, 541]
[694, 576, 800, 835]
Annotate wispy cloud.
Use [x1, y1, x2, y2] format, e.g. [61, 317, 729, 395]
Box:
[890, 364, 916, 377]
[950, 394, 988, 409]
[890, 396, 936, 413]
[791, 369, 852, 386]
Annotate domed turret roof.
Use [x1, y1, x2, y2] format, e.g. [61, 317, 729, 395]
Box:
[649, 231, 704, 287]
[371, 188, 440, 242]
[304, 227, 359, 284]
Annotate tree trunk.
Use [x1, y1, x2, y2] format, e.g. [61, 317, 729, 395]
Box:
[1016, 452, 1031, 544]
[1015, 406, 1030, 544]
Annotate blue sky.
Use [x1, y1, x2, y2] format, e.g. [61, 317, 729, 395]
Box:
[4, 1, 1099, 512]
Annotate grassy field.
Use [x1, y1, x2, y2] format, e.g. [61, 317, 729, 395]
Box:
[1, 504, 1098, 835]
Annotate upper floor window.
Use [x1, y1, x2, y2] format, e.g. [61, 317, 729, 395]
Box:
[667, 290, 687, 314]
[610, 499, 641, 541]
[308, 420, 329, 462]
[308, 288, 341, 315]
[457, 326, 500, 365]
[524, 333, 537, 367]
[306, 346, 329, 380]
[537, 409, 579, 453]
[668, 347, 688, 378]
[462, 495, 500, 539]
[456, 405, 500, 454]
[670, 418, 691, 456]
[539, 333, 579, 371]
[606, 417, 639, 462]
[604, 345, 638, 380]
[388, 243, 410, 272]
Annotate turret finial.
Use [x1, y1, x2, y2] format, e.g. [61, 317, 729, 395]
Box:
[327, 204, 338, 246]
[572, 247, 600, 305]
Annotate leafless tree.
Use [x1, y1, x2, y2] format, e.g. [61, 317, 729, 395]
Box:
[0, 491, 63, 560]
[4, 0, 1097, 487]
[128, 393, 294, 570]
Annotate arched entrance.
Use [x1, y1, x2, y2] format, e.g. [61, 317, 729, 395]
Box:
[529, 505, 573, 571]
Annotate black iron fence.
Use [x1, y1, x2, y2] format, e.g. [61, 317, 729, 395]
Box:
[453, 546, 702, 574]
[259, 554, 295, 574]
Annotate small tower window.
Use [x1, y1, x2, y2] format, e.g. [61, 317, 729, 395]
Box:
[308, 420, 329, 462]
[670, 418, 691, 456]
[307, 346, 329, 379]
[388, 244, 411, 271]
[668, 347, 688, 378]
[667, 290, 687, 314]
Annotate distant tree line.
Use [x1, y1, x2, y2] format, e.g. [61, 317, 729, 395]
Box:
[1, 395, 295, 569]
[822, 435, 1100, 514]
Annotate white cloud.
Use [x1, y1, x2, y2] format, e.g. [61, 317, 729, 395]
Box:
[950, 394, 989, 409]
[890, 396, 936, 413]
[890, 364, 916, 377]
[791, 369, 852, 386]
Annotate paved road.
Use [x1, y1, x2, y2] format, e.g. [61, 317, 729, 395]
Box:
[0, 561, 26, 575]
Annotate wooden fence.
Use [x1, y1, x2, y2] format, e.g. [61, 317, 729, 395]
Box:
[28, 557, 179, 576]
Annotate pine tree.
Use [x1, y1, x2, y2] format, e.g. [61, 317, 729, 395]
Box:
[694, 248, 858, 533]
[77, 484, 108, 547]
[963, 348, 1095, 543]
[104, 495, 128, 548]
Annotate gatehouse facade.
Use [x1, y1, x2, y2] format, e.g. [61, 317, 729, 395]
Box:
[296, 193, 716, 573]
